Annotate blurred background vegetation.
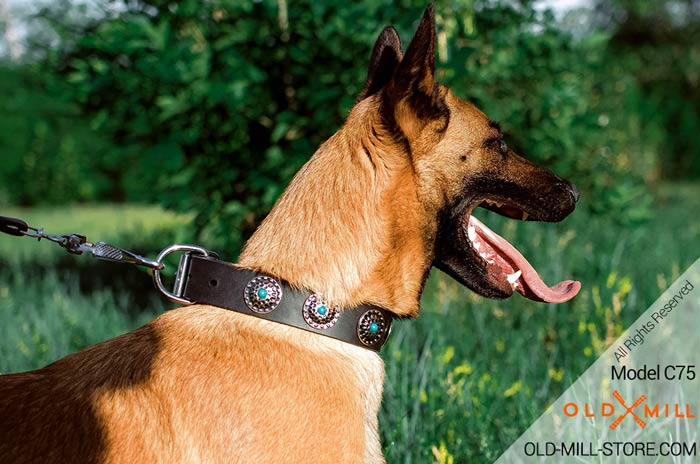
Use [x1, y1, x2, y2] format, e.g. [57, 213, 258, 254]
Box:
[2, 0, 698, 245]
[1, 0, 699, 462]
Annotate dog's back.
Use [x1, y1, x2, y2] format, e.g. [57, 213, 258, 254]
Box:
[0, 323, 156, 462]
[0, 306, 379, 463]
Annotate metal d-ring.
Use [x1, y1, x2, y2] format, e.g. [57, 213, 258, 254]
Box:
[153, 244, 217, 305]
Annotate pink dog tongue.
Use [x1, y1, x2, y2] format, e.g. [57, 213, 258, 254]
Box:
[468, 215, 580, 303]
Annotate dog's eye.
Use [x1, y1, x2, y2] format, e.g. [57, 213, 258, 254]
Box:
[483, 136, 508, 156]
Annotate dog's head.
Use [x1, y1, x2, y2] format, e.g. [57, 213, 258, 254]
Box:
[357, 5, 581, 305]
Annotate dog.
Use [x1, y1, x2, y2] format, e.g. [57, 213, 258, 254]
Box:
[0, 5, 580, 463]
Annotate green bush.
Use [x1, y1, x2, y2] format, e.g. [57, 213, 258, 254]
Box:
[0, 64, 116, 205]
[44, 0, 653, 255]
[3, 1, 696, 245]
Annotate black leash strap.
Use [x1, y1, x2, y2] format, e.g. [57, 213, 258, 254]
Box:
[0, 216, 28, 236]
[0, 215, 162, 266]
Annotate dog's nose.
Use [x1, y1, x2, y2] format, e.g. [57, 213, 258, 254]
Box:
[569, 183, 581, 203]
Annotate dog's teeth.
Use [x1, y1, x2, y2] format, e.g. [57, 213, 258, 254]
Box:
[506, 270, 522, 284]
[467, 226, 477, 242]
[474, 242, 481, 251]
[495, 201, 504, 208]
[521, 211, 529, 221]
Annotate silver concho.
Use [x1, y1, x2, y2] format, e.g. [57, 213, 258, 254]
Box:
[244, 276, 282, 313]
[302, 294, 340, 330]
[357, 309, 388, 347]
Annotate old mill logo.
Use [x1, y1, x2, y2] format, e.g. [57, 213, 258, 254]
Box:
[563, 390, 695, 430]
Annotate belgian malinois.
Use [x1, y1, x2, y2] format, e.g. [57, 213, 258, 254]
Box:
[0, 5, 580, 463]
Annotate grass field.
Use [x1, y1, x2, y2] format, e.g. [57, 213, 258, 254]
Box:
[0, 205, 193, 373]
[1, 187, 699, 462]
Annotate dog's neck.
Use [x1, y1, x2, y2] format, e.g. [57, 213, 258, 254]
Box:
[238, 99, 433, 317]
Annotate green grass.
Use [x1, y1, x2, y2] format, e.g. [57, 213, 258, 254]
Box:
[380, 182, 700, 463]
[0, 269, 158, 373]
[0, 204, 189, 372]
[1, 189, 699, 462]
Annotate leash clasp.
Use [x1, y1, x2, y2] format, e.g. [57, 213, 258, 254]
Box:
[153, 244, 219, 305]
[78, 241, 163, 266]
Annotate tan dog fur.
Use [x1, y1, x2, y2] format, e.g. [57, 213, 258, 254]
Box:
[0, 5, 579, 463]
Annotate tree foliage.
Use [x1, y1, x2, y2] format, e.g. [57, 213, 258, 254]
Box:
[597, 0, 700, 178]
[2, 0, 697, 253]
[0, 63, 115, 205]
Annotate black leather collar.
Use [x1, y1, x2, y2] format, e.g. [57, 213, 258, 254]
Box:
[180, 255, 393, 352]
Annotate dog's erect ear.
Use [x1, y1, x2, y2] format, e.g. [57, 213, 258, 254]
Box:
[392, 4, 436, 97]
[383, 4, 446, 138]
[358, 26, 403, 101]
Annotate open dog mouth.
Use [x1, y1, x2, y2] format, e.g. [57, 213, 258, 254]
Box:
[466, 201, 580, 303]
[435, 194, 581, 304]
